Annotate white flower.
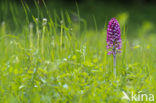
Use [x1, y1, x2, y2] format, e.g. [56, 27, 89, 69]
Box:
[36, 18, 39, 22]
[42, 18, 47, 26]
[63, 84, 68, 89]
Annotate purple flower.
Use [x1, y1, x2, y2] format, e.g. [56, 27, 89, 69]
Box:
[106, 18, 122, 55]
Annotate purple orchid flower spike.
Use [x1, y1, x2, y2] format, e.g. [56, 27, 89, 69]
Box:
[106, 18, 122, 78]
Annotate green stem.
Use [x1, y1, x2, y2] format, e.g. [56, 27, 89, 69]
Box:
[113, 45, 116, 79]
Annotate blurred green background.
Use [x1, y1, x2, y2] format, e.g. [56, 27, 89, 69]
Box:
[0, 0, 156, 102]
[0, 0, 156, 38]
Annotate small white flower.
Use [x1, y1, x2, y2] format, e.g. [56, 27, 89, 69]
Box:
[42, 18, 47, 26]
[36, 18, 39, 22]
[43, 18, 47, 22]
[63, 58, 67, 61]
[34, 85, 38, 88]
[63, 84, 68, 89]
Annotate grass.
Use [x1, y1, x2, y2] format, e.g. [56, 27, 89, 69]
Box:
[0, 1, 156, 103]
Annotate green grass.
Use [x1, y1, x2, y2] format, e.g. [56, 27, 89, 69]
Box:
[0, 1, 156, 103]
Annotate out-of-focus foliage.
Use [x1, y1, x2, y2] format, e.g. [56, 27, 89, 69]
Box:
[0, 1, 156, 103]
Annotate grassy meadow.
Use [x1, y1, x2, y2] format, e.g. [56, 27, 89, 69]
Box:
[0, 1, 156, 103]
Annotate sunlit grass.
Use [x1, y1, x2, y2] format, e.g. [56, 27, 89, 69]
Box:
[0, 1, 156, 103]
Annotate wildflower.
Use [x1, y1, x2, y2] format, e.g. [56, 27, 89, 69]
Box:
[106, 18, 122, 55]
[36, 18, 39, 22]
[43, 18, 47, 22]
[106, 18, 122, 78]
[63, 84, 68, 89]
[42, 18, 47, 26]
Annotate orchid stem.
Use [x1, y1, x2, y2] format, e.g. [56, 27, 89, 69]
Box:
[113, 45, 116, 79]
[113, 53, 116, 79]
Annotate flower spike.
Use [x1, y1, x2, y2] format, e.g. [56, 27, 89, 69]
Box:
[106, 18, 122, 79]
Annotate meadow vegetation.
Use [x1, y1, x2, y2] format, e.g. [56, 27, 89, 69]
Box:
[0, 1, 156, 102]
